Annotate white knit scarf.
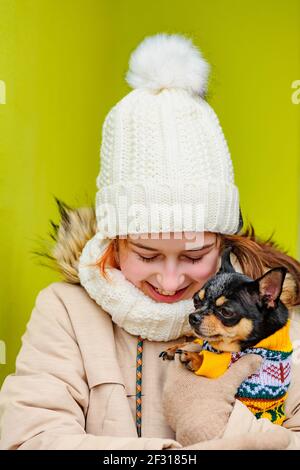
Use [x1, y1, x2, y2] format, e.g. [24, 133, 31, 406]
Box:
[78, 235, 196, 342]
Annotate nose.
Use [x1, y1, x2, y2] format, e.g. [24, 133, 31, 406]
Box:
[156, 270, 185, 292]
[189, 312, 202, 326]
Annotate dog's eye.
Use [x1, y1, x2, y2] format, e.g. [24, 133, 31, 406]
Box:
[220, 309, 235, 318]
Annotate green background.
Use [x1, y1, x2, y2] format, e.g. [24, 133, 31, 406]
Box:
[0, 0, 300, 386]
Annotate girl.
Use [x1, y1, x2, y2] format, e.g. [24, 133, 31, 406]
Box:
[0, 33, 299, 450]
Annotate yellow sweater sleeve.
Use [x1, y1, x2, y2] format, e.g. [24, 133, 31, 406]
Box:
[192, 344, 232, 378]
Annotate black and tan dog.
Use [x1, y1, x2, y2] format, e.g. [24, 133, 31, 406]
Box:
[159, 246, 289, 372]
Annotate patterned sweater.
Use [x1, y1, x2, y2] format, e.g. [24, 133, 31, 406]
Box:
[193, 320, 293, 425]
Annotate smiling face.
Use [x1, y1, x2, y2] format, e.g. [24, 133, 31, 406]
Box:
[117, 232, 221, 303]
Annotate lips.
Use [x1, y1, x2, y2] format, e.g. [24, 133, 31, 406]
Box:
[145, 281, 188, 303]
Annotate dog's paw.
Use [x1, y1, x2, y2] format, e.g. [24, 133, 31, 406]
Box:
[159, 350, 176, 360]
[176, 349, 203, 372]
[159, 345, 182, 360]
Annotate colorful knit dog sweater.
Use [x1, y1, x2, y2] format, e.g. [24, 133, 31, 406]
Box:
[193, 320, 292, 425]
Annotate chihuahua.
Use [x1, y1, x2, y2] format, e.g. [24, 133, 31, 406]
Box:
[160, 247, 293, 424]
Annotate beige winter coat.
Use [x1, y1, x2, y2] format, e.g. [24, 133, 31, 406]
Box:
[0, 206, 300, 450]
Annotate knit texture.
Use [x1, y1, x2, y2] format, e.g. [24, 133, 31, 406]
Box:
[78, 235, 194, 341]
[193, 320, 293, 425]
[93, 33, 240, 239]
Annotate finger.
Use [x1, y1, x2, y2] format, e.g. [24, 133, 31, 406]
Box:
[220, 354, 262, 390]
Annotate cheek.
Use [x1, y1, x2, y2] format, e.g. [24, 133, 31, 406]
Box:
[189, 250, 220, 281]
[119, 252, 153, 286]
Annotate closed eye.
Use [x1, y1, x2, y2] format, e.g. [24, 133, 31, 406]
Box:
[136, 253, 204, 264]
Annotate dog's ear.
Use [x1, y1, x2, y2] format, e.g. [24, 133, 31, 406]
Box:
[217, 246, 236, 274]
[255, 267, 287, 309]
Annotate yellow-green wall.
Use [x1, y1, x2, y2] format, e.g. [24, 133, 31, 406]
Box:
[1, 0, 300, 385]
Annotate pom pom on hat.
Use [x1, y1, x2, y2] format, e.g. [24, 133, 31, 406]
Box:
[125, 32, 210, 96]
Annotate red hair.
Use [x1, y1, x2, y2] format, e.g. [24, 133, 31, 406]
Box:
[95, 237, 127, 279]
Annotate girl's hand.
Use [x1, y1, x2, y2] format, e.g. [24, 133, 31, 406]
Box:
[162, 354, 262, 447]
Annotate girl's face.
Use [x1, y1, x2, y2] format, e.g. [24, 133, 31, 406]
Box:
[117, 232, 221, 303]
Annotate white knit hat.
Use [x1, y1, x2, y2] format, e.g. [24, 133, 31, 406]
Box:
[94, 32, 242, 240]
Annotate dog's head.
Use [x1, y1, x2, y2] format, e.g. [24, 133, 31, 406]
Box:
[189, 247, 289, 352]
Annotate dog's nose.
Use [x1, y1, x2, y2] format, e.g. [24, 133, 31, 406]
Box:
[189, 312, 202, 326]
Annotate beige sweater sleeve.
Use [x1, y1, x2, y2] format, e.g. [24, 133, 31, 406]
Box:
[0, 285, 181, 450]
[223, 311, 300, 450]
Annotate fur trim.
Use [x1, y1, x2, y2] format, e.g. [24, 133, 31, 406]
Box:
[33, 198, 96, 284]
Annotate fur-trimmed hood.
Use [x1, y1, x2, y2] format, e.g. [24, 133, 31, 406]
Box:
[35, 199, 97, 284]
[34, 199, 298, 309]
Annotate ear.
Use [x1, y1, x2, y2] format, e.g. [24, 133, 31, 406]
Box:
[217, 246, 236, 274]
[256, 267, 287, 309]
